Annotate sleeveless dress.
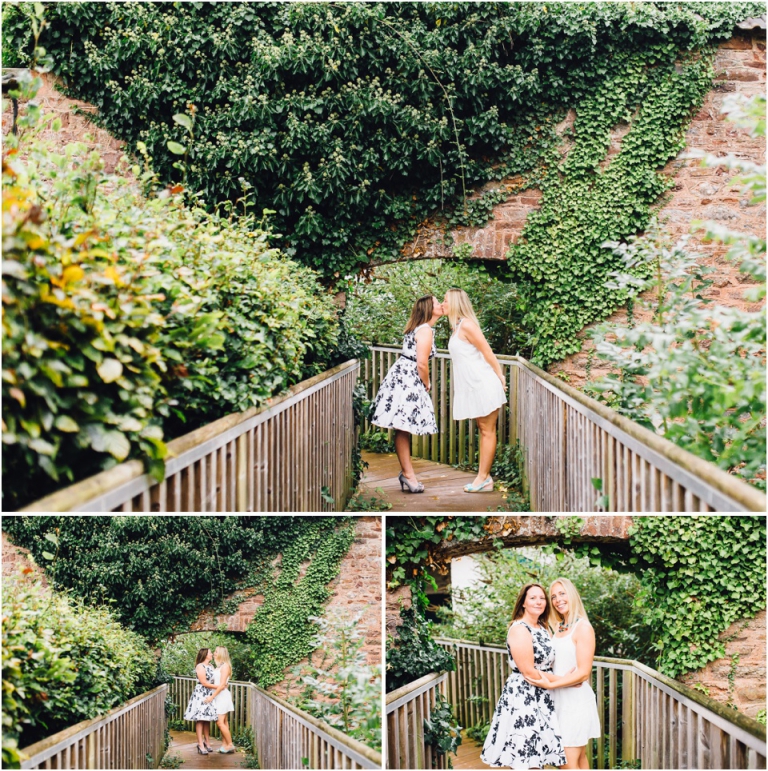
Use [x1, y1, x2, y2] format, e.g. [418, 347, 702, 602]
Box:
[183, 664, 219, 721]
[448, 319, 507, 420]
[482, 621, 565, 769]
[370, 323, 438, 435]
[212, 667, 234, 715]
[551, 619, 602, 746]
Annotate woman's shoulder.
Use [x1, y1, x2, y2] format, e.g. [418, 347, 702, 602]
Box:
[572, 617, 594, 638]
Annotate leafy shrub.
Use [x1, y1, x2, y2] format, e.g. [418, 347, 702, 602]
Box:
[591, 95, 766, 488]
[386, 607, 456, 693]
[290, 610, 381, 751]
[160, 632, 251, 681]
[432, 547, 654, 665]
[2, 74, 340, 509]
[2, 573, 157, 768]
[3, 2, 761, 366]
[423, 693, 462, 761]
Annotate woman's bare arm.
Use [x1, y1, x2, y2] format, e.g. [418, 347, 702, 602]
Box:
[525, 624, 594, 690]
[196, 663, 217, 689]
[415, 326, 433, 389]
[507, 625, 543, 680]
[204, 663, 231, 702]
[459, 320, 506, 387]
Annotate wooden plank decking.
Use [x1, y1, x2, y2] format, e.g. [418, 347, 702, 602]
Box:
[167, 730, 244, 769]
[358, 451, 508, 512]
[453, 733, 484, 770]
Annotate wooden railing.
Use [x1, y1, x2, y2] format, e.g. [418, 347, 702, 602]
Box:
[19, 684, 167, 770]
[435, 638, 767, 770]
[362, 346, 766, 512]
[385, 672, 448, 770]
[20, 360, 359, 512]
[169, 676, 382, 770]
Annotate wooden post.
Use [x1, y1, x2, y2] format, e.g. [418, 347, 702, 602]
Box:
[622, 669, 635, 764]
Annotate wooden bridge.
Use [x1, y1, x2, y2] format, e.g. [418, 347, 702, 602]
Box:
[385, 638, 766, 770]
[19, 676, 382, 769]
[19, 345, 766, 512]
[363, 346, 766, 512]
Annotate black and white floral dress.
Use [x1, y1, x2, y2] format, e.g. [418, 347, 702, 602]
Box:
[481, 621, 565, 769]
[370, 324, 437, 435]
[183, 664, 218, 721]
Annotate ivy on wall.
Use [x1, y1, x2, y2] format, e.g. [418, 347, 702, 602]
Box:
[2, 516, 355, 687]
[386, 515, 767, 679]
[3, 2, 762, 366]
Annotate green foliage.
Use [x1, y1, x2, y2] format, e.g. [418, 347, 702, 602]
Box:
[4, 2, 760, 367]
[433, 546, 653, 664]
[386, 607, 456, 693]
[756, 709, 767, 726]
[345, 488, 392, 512]
[159, 632, 250, 680]
[627, 516, 766, 677]
[346, 259, 530, 355]
[423, 693, 462, 762]
[290, 609, 382, 751]
[2, 574, 157, 767]
[465, 721, 491, 746]
[244, 519, 356, 688]
[2, 517, 354, 688]
[1, 76, 341, 510]
[158, 750, 183, 769]
[359, 429, 395, 454]
[591, 95, 766, 488]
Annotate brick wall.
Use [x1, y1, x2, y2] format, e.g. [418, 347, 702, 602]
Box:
[1, 531, 47, 585]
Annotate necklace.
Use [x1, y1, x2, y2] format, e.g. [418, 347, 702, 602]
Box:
[558, 617, 577, 633]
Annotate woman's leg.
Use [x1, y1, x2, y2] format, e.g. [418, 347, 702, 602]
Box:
[561, 746, 586, 769]
[472, 410, 499, 485]
[394, 429, 417, 481]
[195, 721, 205, 749]
[217, 714, 234, 749]
[203, 720, 211, 745]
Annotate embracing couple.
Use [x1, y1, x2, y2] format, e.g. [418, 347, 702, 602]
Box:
[370, 289, 507, 494]
[482, 579, 601, 770]
[183, 646, 236, 756]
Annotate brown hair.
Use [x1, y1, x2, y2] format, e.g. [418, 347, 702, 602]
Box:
[404, 295, 436, 334]
[511, 583, 549, 627]
[194, 648, 211, 667]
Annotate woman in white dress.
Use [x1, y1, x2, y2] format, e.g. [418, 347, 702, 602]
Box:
[203, 646, 236, 753]
[525, 578, 601, 769]
[443, 289, 507, 493]
[370, 295, 443, 493]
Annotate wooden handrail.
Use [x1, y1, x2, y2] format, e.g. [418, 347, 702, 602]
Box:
[363, 346, 766, 511]
[435, 637, 766, 769]
[20, 359, 360, 512]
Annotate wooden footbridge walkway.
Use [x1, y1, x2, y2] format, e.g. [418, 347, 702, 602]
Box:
[359, 451, 509, 511]
[19, 677, 382, 770]
[19, 348, 766, 512]
[386, 638, 767, 770]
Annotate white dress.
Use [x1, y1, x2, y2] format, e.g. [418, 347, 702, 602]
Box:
[212, 667, 234, 715]
[448, 319, 507, 420]
[551, 619, 602, 746]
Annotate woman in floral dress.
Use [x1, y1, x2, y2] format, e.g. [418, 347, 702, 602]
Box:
[183, 648, 219, 755]
[482, 584, 566, 769]
[370, 295, 443, 493]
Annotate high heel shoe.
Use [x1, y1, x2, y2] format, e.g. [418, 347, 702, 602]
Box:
[219, 748, 236, 754]
[197, 745, 209, 755]
[204, 741, 213, 752]
[398, 472, 424, 493]
[464, 476, 493, 493]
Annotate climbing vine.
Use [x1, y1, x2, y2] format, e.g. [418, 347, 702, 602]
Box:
[386, 516, 767, 679]
[2, 516, 355, 687]
[3, 3, 761, 365]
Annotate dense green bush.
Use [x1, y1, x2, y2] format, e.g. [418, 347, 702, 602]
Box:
[386, 607, 456, 693]
[2, 574, 157, 768]
[432, 547, 654, 665]
[3, 2, 761, 365]
[345, 259, 529, 355]
[160, 632, 250, 681]
[2, 74, 339, 509]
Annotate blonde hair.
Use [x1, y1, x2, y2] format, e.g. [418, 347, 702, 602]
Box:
[548, 577, 589, 631]
[214, 646, 232, 677]
[443, 288, 480, 332]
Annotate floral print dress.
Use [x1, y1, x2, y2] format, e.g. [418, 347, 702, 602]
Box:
[481, 621, 565, 769]
[183, 664, 219, 721]
[370, 324, 437, 435]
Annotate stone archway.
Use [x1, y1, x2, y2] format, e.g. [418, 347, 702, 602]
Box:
[386, 515, 766, 718]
